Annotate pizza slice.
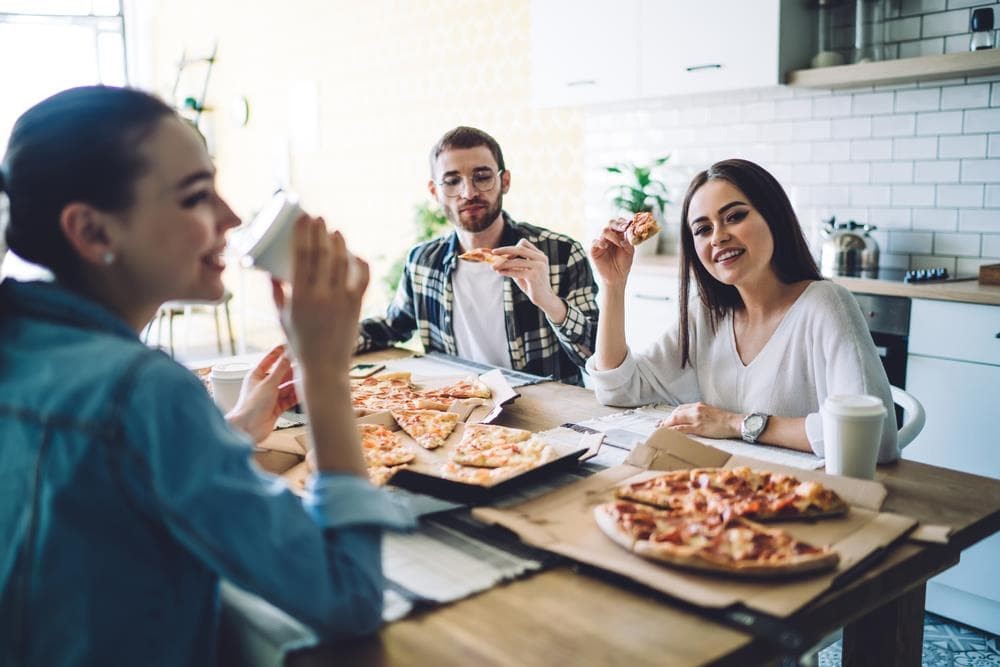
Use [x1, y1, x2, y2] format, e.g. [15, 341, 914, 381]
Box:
[391, 409, 461, 450]
[358, 423, 415, 467]
[458, 247, 505, 265]
[368, 464, 406, 487]
[594, 503, 839, 577]
[451, 426, 552, 468]
[424, 376, 492, 400]
[627, 211, 661, 246]
[437, 461, 527, 486]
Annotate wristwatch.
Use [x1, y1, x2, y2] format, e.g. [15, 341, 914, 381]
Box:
[740, 412, 769, 444]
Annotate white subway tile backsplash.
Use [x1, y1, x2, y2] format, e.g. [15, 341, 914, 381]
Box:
[893, 184, 937, 205]
[833, 163, 873, 183]
[982, 234, 1000, 256]
[880, 252, 913, 270]
[795, 163, 833, 184]
[873, 114, 917, 136]
[959, 209, 1000, 231]
[775, 143, 812, 163]
[902, 0, 946, 16]
[851, 185, 893, 206]
[895, 88, 941, 112]
[898, 37, 946, 58]
[915, 159, 961, 182]
[988, 133, 1000, 157]
[742, 101, 776, 123]
[947, 0, 994, 9]
[774, 99, 812, 120]
[934, 232, 982, 255]
[812, 140, 852, 162]
[922, 9, 973, 37]
[961, 158, 1000, 181]
[853, 92, 896, 115]
[871, 161, 914, 183]
[832, 117, 873, 138]
[938, 184, 985, 206]
[941, 84, 991, 110]
[916, 110, 964, 134]
[759, 121, 797, 142]
[913, 208, 958, 230]
[851, 138, 894, 160]
[810, 185, 851, 206]
[794, 119, 833, 141]
[890, 231, 934, 253]
[812, 95, 853, 118]
[986, 185, 1000, 206]
[992, 83, 1000, 108]
[943, 34, 971, 54]
[957, 257, 997, 272]
[965, 108, 1000, 132]
[893, 136, 939, 159]
[939, 134, 987, 158]
[886, 16, 923, 41]
[912, 255, 957, 271]
[869, 207, 913, 228]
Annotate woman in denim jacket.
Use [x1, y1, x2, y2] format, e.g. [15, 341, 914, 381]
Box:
[0, 86, 414, 666]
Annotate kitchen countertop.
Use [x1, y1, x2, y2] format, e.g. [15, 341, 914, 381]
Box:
[629, 255, 1000, 306]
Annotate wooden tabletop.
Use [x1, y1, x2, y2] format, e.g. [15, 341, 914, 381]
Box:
[282, 352, 1000, 667]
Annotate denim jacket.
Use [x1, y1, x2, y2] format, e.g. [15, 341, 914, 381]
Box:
[0, 279, 414, 666]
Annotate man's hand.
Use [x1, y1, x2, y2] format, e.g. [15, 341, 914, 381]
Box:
[226, 345, 298, 443]
[657, 402, 742, 440]
[493, 238, 567, 324]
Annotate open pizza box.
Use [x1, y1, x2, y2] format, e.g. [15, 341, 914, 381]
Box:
[355, 368, 520, 425]
[472, 428, 917, 619]
[355, 410, 604, 505]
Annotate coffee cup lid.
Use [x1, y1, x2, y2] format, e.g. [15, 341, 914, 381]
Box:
[822, 394, 887, 418]
[211, 362, 253, 380]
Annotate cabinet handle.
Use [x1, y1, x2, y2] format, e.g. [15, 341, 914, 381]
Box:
[685, 64, 722, 73]
[565, 79, 597, 87]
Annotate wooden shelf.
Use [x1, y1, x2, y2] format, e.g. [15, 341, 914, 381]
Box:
[786, 49, 1000, 89]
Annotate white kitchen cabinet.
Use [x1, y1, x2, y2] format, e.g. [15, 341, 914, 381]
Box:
[529, 0, 640, 107]
[624, 268, 678, 354]
[904, 298, 1000, 635]
[529, 0, 814, 107]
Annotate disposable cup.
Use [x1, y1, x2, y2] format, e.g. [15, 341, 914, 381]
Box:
[821, 394, 886, 480]
[230, 191, 302, 283]
[210, 362, 252, 413]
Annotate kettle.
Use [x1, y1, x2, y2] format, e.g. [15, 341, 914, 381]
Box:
[820, 217, 879, 277]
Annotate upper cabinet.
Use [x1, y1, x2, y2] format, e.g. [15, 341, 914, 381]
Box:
[529, 0, 814, 107]
[529, 0, 641, 107]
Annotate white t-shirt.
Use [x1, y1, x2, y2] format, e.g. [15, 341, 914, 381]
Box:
[451, 260, 511, 369]
[585, 280, 899, 463]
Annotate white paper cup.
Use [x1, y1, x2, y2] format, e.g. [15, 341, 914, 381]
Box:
[822, 394, 887, 479]
[210, 362, 252, 413]
[229, 191, 302, 283]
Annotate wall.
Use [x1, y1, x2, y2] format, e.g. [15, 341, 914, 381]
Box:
[142, 0, 583, 343]
[583, 0, 1000, 275]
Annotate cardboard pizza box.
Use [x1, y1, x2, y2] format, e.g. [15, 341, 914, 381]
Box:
[355, 368, 519, 425]
[472, 428, 916, 619]
[358, 411, 603, 504]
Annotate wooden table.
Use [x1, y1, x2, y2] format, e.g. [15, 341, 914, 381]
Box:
[267, 351, 1000, 667]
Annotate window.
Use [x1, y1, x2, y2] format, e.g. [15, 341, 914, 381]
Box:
[0, 0, 126, 151]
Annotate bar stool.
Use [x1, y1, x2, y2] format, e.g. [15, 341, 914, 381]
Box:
[143, 290, 236, 357]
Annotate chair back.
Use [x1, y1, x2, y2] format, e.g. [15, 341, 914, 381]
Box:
[891, 385, 925, 450]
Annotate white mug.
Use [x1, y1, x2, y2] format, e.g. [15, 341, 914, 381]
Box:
[821, 394, 887, 479]
[210, 362, 253, 413]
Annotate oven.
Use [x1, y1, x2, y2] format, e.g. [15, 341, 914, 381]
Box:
[849, 292, 910, 427]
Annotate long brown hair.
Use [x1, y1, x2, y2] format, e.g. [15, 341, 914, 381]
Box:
[677, 159, 821, 367]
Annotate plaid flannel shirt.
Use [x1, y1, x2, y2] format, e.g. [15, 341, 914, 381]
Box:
[357, 214, 598, 385]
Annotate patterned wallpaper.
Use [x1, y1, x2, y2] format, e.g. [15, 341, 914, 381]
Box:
[148, 0, 584, 318]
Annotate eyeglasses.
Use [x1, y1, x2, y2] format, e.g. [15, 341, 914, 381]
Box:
[437, 169, 504, 198]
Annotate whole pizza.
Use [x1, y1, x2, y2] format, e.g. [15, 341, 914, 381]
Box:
[594, 467, 847, 577]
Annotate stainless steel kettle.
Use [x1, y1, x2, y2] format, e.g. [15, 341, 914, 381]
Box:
[820, 217, 879, 277]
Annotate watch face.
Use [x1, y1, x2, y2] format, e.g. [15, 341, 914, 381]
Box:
[746, 414, 764, 432]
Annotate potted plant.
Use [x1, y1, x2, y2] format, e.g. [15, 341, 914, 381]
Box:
[605, 155, 671, 255]
[383, 201, 450, 297]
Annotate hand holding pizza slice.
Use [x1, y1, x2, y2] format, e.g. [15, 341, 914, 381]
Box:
[626, 211, 661, 246]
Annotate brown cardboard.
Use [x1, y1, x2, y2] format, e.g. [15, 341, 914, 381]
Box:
[473, 430, 916, 618]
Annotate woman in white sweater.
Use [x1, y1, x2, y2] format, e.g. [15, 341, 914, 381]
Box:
[587, 159, 898, 463]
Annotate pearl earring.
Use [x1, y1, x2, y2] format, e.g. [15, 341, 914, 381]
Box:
[102, 251, 115, 266]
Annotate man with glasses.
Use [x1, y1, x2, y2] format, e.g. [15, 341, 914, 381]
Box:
[356, 126, 598, 385]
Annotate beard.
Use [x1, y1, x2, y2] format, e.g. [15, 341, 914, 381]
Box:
[448, 191, 503, 233]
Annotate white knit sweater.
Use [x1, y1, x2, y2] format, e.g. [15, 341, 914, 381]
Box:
[586, 280, 899, 463]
